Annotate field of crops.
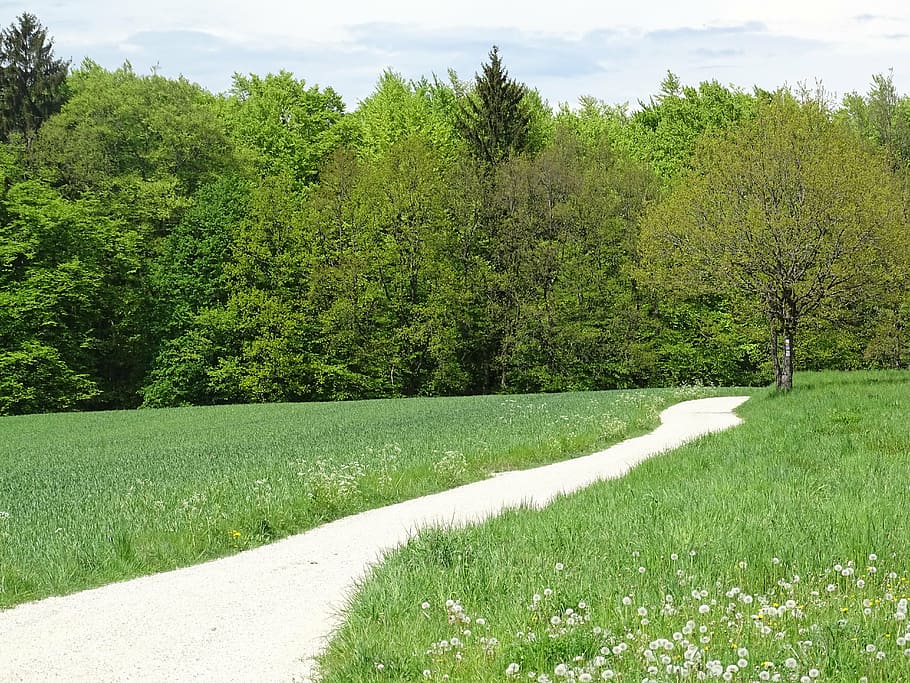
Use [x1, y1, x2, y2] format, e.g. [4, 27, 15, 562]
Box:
[0, 385, 728, 609]
[317, 371, 910, 682]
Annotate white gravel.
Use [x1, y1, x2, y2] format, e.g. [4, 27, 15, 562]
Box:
[0, 395, 749, 682]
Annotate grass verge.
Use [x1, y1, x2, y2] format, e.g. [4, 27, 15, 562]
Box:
[316, 370, 910, 682]
[0, 385, 732, 609]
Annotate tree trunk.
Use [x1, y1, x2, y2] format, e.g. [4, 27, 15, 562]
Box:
[770, 319, 781, 387]
[776, 295, 797, 391]
[778, 331, 793, 391]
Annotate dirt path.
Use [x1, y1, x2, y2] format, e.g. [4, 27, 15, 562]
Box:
[0, 395, 749, 682]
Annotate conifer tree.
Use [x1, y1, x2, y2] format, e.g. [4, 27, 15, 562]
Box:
[456, 46, 530, 166]
[0, 13, 69, 143]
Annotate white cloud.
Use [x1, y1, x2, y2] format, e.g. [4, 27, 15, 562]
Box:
[6, 1, 910, 106]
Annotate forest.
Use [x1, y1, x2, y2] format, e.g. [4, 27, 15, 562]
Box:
[1, 13, 908, 415]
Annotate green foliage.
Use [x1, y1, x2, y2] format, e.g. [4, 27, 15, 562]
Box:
[348, 70, 459, 161]
[0, 13, 68, 143]
[639, 92, 907, 389]
[151, 175, 250, 330]
[35, 60, 233, 205]
[223, 71, 346, 183]
[623, 73, 756, 181]
[456, 46, 533, 166]
[2, 51, 907, 414]
[307, 137, 466, 397]
[486, 125, 660, 391]
[0, 148, 126, 413]
[840, 70, 910, 171]
[0, 341, 98, 414]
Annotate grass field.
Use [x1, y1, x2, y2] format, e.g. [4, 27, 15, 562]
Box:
[316, 370, 910, 682]
[0, 385, 731, 609]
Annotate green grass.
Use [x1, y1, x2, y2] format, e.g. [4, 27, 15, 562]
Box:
[0, 385, 732, 609]
[316, 370, 910, 683]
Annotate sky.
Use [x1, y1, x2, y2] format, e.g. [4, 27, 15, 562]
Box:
[6, 1, 910, 110]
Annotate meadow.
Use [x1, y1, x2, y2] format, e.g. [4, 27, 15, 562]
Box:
[316, 370, 910, 682]
[0, 385, 727, 609]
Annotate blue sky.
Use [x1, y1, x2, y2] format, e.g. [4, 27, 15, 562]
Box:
[6, 1, 910, 109]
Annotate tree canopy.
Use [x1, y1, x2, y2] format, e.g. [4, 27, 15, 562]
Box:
[455, 46, 532, 166]
[639, 93, 907, 390]
[1, 21, 908, 414]
[0, 12, 68, 144]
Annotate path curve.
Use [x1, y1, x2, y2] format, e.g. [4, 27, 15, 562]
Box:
[0, 395, 749, 682]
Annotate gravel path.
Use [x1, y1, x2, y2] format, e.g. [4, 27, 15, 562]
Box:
[0, 395, 749, 682]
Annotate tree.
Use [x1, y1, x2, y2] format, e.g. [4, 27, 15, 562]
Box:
[348, 70, 459, 161]
[624, 75, 756, 181]
[223, 71, 346, 184]
[0, 147, 126, 414]
[455, 46, 532, 166]
[0, 13, 68, 144]
[638, 93, 906, 390]
[841, 71, 910, 170]
[35, 61, 234, 205]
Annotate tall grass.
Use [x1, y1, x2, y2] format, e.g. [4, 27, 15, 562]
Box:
[316, 370, 910, 682]
[0, 386, 726, 609]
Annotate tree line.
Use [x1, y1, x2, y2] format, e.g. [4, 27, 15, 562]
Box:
[1, 14, 907, 414]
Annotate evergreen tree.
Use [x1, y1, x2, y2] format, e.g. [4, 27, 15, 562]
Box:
[0, 13, 69, 143]
[456, 46, 530, 166]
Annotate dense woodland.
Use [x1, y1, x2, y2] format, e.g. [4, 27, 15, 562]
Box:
[0, 14, 908, 414]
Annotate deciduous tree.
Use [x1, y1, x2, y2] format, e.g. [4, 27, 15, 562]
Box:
[639, 93, 906, 390]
